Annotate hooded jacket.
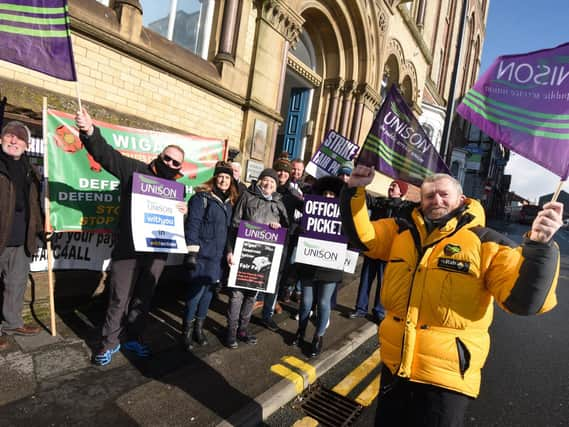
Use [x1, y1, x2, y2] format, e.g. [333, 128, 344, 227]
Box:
[340, 186, 559, 398]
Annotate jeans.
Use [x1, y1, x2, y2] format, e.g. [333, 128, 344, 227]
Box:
[184, 281, 217, 323]
[262, 290, 278, 320]
[227, 288, 257, 334]
[299, 280, 336, 337]
[355, 256, 385, 318]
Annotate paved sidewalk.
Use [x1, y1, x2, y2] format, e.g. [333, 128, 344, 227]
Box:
[0, 272, 379, 426]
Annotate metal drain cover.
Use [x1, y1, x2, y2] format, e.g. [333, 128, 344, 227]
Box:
[300, 385, 363, 426]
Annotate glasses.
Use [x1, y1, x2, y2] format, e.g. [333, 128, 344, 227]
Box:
[161, 154, 182, 168]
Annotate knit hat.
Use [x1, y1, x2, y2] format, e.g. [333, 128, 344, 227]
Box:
[391, 179, 409, 196]
[273, 152, 291, 173]
[337, 160, 354, 176]
[1, 120, 31, 145]
[258, 168, 279, 185]
[311, 175, 344, 198]
[214, 160, 233, 177]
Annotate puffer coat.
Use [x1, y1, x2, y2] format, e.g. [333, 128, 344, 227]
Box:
[341, 186, 559, 397]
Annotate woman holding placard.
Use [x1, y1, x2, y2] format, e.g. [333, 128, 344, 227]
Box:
[181, 161, 238, 351]
[293, 175, 345, 358]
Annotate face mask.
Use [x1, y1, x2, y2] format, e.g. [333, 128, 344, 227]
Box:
[154, 157, 179, 180]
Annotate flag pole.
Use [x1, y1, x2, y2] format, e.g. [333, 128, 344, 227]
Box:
[75, 82, 82, 113]
[43, 97, 57, 336]
[551, 180, 565, 203]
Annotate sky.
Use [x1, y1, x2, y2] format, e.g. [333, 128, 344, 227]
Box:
[479, 1, 569, 203]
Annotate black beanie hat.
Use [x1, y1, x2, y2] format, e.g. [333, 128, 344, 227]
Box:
[214, 160, 233, 177]
[258, 168, 279, 185]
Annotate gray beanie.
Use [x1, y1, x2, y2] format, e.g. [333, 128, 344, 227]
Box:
[258, 168, 278, 185]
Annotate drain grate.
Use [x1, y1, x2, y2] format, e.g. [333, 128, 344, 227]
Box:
[299, 385, 363, 427]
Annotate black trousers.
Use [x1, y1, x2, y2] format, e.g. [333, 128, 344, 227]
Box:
[375, 365, 471, 427]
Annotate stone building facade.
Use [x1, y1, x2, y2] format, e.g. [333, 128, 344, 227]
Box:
[0, 0, 489, 307]
[1, 0, 488, 182]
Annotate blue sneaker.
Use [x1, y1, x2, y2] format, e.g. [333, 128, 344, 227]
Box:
[92, 344, 120, 366]
[122, 340, 151, 358]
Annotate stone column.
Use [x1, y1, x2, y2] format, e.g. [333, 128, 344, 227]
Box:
[324, 78, 343, 132]
[215, 0, 239, 65]
[114, 0, 143, 43]
[339, 81, 354, 136]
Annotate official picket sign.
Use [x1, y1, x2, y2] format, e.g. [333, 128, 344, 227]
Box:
[305, 130, 358, 178]
[131, 173, 187, 253]
[228, 221, 287, 293]
[295, 195, 348, 270]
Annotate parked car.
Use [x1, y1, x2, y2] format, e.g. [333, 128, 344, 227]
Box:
[519, 204, 539, 225]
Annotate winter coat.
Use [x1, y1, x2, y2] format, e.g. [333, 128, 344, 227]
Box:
[185, 190, 232, 283]
[340, 186, 560, 398]
[79, 127, 172, 260]
[228, 185, 289, 252]
[0, 154, 43, 256]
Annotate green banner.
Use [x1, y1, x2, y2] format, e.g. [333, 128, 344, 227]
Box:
[46, 109, 226, 232]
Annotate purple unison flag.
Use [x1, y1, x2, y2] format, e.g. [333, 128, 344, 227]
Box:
[0, 0, 77, 81]
[357, 86, 449, 187]
[457, 42, 569, 179]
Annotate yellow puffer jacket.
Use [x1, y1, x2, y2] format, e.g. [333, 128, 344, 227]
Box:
[341, 186, 560, 397]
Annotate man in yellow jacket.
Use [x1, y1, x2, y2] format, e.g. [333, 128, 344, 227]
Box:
[340, 167, 563, 427]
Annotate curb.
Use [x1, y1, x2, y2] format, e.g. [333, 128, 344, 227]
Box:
[217, 321, 378, 427]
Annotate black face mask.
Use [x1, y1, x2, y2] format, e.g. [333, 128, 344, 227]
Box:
[154, 157, 180, 180]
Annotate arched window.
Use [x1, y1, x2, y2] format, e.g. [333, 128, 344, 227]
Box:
[140, 0, 216, 59]
[291, 31, 316, 71]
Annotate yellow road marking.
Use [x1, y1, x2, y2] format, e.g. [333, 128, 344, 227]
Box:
[292, 416, 319, 427]
[282, 356, 317, 385]
[332, 348, 381, 396]
[270, 364, 304, 394]
[355, 373, 381, 406]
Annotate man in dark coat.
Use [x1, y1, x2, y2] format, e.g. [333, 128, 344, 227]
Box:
[0, 121, 43, 350]
[75, 108, 188, 366]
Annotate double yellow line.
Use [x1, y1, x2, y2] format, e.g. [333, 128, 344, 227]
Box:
[271, 348, 382, 425]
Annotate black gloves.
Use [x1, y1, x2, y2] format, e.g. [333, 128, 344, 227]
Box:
[184, 252, 198, 271]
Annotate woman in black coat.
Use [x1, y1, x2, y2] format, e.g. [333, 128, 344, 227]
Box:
[293, 176, 345, 358]
[182, 162, 238, 351]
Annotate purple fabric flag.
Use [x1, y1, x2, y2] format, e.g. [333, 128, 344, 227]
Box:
[357, 86, 450, 187]
[457, 42, 569, 179]
[0, 0, 77, 81]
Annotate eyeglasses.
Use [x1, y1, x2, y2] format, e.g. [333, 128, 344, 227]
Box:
[161, 154, 182, 168]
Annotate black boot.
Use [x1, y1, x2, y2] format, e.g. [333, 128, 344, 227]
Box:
[226, 326, 238, 349]
[193, 318, 208, 346]
[310, 335, 323, 358]
[182, 320, 194, 351]
[292, 322, 308, 347]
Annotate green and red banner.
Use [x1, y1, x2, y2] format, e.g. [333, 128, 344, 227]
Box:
[46, 109, 226, 232]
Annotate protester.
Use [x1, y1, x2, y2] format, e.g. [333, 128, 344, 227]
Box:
[75, 109, 188, 366]
[292, 175, 345, 358]
[181, 161, 238, 351]
[258, 153, 303, 331]
[225, 168, 289, 348]
[0, 121, 43, 350]
[349, 179, 416, 323]
[337, 160, 354, 183]
[290, 158, 305, 193]
[230, 161, 248, 195]
[341, 167, 563, 426]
